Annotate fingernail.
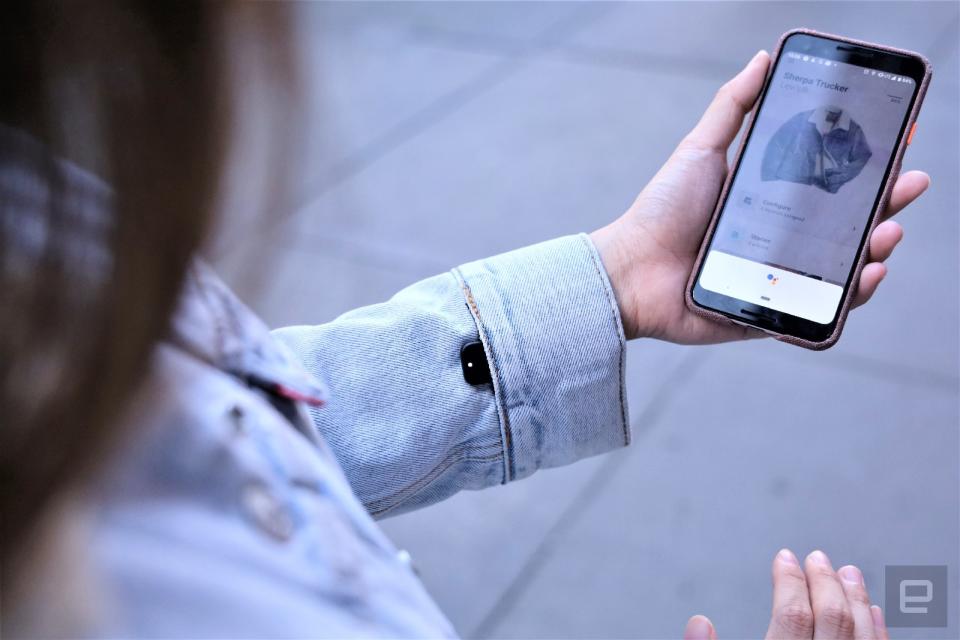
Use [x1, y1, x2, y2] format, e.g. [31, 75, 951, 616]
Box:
[839, 565, 864, 585]
[808, 550, 832, 568]
[684, 615, 714, 640]
[871, 605, 886, 630]
[777, 548, 799, 565]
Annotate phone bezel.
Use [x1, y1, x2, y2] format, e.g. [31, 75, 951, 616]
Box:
[690, 32, 927, 343]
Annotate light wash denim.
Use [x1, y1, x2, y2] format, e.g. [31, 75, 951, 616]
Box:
[85, 234, 631, 638]
[5, 126, 630, 638]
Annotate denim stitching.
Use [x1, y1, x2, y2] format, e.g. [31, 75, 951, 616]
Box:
[452, 268, 513, 483]
[367, 447, 503, 518]
[579, 233, 630, 446]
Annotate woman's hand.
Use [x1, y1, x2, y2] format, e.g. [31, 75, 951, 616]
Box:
[683, 549, 889, 640]
[590, 50, 930, 343]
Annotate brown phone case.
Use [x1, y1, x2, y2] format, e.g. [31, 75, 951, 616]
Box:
[684, 28, 933, 350]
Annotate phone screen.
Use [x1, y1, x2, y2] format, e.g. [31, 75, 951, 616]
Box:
[692, 33, 925, 340]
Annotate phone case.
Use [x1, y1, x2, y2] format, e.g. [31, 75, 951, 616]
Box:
[684, 28, 933, 350]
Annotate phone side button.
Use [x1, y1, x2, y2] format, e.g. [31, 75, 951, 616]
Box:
[907, 122, 918, 145]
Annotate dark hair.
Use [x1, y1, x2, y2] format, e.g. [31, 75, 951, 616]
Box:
[0, 2, 295, 588]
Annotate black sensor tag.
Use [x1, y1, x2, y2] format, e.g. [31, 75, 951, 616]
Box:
[460, 341, 492, 386]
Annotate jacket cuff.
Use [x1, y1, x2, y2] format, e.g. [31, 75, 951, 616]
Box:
[453, 233, 630, 482]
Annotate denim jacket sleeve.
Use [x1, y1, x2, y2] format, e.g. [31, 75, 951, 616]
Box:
[272, 233, 629, 518]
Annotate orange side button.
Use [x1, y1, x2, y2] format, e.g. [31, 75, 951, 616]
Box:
[907, 122, 918, 145]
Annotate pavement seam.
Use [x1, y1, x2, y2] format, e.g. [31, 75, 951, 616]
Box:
[277, 3, 613, 232]
[228, 3, 614, 291]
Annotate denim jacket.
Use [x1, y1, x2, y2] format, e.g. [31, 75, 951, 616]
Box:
[86, 235, 630, 639]
[761, 107, 872, 194]
[4, 125, 630, 638]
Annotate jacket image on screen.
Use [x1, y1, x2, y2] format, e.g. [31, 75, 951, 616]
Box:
[761, 106, 872, 194]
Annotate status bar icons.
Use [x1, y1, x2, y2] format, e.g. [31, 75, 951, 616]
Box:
[786, 51, 912, 83]
[863, 68, 913, 83]
[797, 53, 834, 66]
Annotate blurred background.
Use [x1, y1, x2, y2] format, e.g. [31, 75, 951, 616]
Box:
[212, 3, 959, 638]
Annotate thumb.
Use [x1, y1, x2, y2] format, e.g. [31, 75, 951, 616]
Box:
[684, 614, 718, 640]
[684, 50, 770, 153]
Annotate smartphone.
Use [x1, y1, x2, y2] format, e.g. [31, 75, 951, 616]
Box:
[686, 29, 931, 349]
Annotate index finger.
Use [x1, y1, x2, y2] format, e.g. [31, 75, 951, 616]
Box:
[766, 549, 815, 640]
